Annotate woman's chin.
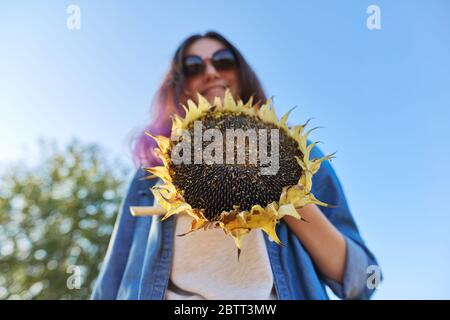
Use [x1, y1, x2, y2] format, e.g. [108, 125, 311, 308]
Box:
[203, 87, 225, 102]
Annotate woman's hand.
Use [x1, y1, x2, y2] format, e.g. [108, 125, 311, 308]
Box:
[282, 204, 347, 283]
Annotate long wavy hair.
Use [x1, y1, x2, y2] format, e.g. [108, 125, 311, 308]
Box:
[131, 31, 267, 168]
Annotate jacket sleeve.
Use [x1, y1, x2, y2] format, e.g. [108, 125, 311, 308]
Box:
[310, 145, 382, 300]
[90, 168, 153, 300]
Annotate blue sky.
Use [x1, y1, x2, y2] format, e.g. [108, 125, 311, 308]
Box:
[1, 0, 449, 299]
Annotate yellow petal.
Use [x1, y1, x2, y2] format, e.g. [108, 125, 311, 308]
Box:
[310, 152, 336, 174]
[243, 95, 254, 109]
[229, 228, 250, 259]
[223, 89, 237, 111]
[145, 133, 171, 154]
[279, 184, 305, 205]
[304, 141, 321, 162]
[147, 166, 172, 182]
[171, 113, 185, 131]
[305, 193, 329, 207]
[257, 98, 277, 124]
[280, 106, 297, 128]
[150, 188, 172, 211]
[176, 214, 208, 236]
[162, 203, 192, 221]
[196, 92, 212, 112]
[220, 210, 249, 230]
[277, 203, 302, 220]
[244, 205, 282, 245]
[213, 96, 223, 109]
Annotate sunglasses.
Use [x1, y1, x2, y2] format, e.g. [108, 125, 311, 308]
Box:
[182, 48, 237, 77]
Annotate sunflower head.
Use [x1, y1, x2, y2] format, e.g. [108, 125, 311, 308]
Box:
[143, 89, 334, 258]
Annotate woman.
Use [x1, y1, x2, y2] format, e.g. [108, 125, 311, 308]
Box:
[91, 31, 381, 300]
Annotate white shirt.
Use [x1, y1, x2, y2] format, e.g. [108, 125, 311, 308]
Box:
[165, 213, 277, 300]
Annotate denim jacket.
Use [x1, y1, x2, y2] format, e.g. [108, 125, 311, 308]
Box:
[91, 145, 381, 300]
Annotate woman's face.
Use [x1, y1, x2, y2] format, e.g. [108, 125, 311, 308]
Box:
[182, 38, 240, 105]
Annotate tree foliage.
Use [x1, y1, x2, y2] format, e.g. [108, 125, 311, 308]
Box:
[0, 140, 130, 299]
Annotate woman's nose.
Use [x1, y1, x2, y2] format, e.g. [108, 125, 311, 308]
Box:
[204, 61, 220, 80]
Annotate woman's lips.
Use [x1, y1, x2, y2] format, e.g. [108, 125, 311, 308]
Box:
[202, 85, 226, 95]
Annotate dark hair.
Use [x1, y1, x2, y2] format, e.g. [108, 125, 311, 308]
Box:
[131, 31, 267, 168]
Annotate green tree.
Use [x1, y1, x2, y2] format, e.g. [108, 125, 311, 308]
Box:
[0, 140, 131, 299]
